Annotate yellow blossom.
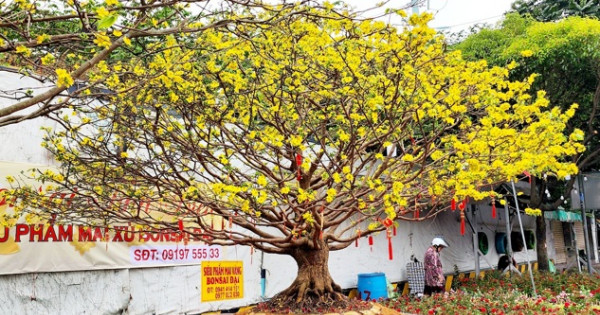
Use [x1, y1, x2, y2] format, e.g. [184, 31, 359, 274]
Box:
[302, 212, 315, 224]
[93, 33, 111, 48]
[326, 188, 337, 202]
[525, 208, 542, 216]
[55, 69, 74, 87]
[520, 50, 534, 57]
[96, 6, 110, 18]
[41, 53, 55, 65]
[257, 175, 267, 187]
[36, 34, 51, 44]
[15, 46, 31, 57]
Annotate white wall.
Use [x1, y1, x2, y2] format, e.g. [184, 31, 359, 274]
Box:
[0, 70, 58, 166]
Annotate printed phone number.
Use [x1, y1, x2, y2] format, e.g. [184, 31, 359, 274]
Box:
[130, 245, 221, 264]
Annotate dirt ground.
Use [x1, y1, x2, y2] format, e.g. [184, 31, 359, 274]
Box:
[238, 302, 408, 315]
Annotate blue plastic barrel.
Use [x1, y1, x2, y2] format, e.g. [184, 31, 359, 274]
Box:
[495, 232, 507, 254]
[357, 272, 388, 301]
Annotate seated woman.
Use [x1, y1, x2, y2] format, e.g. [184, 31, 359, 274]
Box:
[497, 255, 520, 275]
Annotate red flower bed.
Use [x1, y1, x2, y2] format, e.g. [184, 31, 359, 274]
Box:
[382, 270, 600, 314]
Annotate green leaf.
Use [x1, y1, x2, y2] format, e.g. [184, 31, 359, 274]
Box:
[98, 14, 117, 30]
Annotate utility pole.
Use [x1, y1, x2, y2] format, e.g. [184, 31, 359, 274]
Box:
[578, 174, 593, 274]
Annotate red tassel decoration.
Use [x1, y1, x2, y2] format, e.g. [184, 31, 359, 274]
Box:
[414, 209, 419, 218]
[368, 235, 373, 245]
[524, 170, 532, 183]
[459, 199, 466, 211]
[178, 219, 184, 231]
[451, 198, 456, 211]
[491, 200, 497, 219]
[355, 238, 359, 247]
[460, 212, 465, 235]
[229, 216, 233, 228]
[393, 226, 397, 236]
[295, 153, 303, 181]
[388, 236, 393, 260]
[382, 218, 393, 227]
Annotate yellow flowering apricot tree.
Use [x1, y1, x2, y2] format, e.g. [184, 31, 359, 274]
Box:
[6, 4, 584, 307]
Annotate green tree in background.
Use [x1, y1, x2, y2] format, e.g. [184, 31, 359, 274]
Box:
[511, 0, 600, 21]
[455, 14, 600, 271]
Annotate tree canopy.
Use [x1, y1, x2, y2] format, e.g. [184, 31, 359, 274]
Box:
[511, 0, 600, 21]
[457, 14, 600, 195]
[0, 0, 330, 126]
[2, 2, 584, 306]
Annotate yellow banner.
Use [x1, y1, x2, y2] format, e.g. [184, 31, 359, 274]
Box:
[201, 260, 244, 301]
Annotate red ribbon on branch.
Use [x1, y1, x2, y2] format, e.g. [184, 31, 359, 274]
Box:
[295, 153, 303, 181]
[414, 197, 419, 218]
[387, 229, 393, 260]
[382, 218, 393, 228]
[523, 170, 532, 183]
[388, 237, 393, 260]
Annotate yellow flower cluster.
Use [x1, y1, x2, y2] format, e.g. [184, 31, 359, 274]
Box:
[15, 5, 584, 245]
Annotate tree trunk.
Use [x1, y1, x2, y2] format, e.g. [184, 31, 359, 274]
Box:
[267, 240, 346, 311]
[536, 215, 549, 271]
